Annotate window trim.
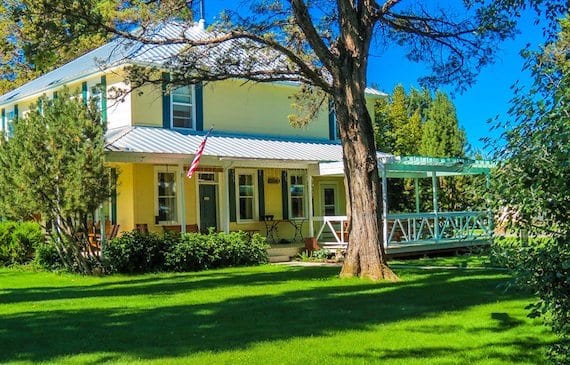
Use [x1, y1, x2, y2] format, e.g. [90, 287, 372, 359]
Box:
[170, 84, 196, 130]
[235, 169, 258, 223]
[288, 172, 307, 219]
[154, 166, 180, 225]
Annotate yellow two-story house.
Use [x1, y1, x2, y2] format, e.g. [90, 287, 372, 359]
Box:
[0, 21, 494, 254]
[0, 21, 385, 244]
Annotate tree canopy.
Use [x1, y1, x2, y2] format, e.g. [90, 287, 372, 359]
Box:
[491, 15, 569, 363]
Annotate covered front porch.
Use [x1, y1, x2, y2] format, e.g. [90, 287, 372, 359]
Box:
[316, 156, 494, 254]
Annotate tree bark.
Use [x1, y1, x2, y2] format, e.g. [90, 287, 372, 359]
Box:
[335, 65, 398, 282]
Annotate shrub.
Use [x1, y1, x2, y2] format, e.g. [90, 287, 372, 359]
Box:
[0, 221, 43, 266]
[104, 231, 173, 274]
[165, 233, 217, 272]
[34, 242, 66, 271]
[166, 231, 269, 272]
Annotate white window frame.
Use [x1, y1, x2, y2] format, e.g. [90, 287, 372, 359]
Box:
[235, 169, 258, 223]
[288, 172, 307, 219]
[171, 85, 196, 130]
[154, 166, 180, 225]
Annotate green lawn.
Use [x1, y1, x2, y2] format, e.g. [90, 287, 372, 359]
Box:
[0, 264, 552, 364]
[389, 252, 493, 268]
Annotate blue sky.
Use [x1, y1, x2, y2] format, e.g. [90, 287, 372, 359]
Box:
[201, 1, 549, 153]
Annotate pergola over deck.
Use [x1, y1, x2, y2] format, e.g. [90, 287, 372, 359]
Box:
[317, 156, 495, 254]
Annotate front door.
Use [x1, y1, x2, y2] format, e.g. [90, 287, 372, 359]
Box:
[320, 184, 338, 216]
[199, 184, 218, 233]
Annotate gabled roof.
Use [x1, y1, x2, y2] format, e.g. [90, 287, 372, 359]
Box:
[105, 126, 393, 163]
[0, 22, 386, 106]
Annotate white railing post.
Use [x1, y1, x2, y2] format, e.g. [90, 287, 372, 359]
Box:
[432, 171, 439, 242]
[380, 163, 389, 248]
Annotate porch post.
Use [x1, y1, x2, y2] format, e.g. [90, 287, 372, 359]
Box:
[307, 174, 314, 237]
[414, 177, 420, 213]
[221, 167, 231, 233]
[432, 171, 439, 242]
[380, 163, 389, 248]
[178, 163, 186, 233]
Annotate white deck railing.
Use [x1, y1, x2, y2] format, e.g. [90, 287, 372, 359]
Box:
[314, 211, 492, 249]
[385, 211, 492, 247]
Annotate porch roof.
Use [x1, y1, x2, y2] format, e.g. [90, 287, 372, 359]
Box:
[319, 155, 494, 177]
[105, 126, 393, 163]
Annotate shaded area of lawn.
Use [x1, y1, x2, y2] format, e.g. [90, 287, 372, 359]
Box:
[0, 266, 550, 364]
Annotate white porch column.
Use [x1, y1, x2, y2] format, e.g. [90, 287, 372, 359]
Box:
[178, 163, 187, 233]
[307, 174, 314, 238]
[380, 163, 389, 248]
[414, 177, 420, 213]
[432, 171, 439, 241]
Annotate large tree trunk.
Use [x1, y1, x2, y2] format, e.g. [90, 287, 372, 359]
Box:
[335, 77, 398, 282]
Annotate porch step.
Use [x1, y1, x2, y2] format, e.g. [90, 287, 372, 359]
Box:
[267, 245, 302, 263]
[269, 255, 292, 263]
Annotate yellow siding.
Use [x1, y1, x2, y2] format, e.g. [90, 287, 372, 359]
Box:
[131, 83, 163, 127]
[203, 80, 330, 138]
[184, 175, 198, 224]
[114, 163, 135, 232]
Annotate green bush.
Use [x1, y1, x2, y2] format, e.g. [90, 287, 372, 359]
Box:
[103, 230, 269, 274]
[165, 233, 218, 272]
[104, 231, 173, 274]
[166, 231, 269, 272]
[34, 242, 66, 271]
[0, 221, 43, 266]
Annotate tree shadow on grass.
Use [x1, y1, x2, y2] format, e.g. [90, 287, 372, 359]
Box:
[0, 267, 538, 363]
[0, 266, 342, 305]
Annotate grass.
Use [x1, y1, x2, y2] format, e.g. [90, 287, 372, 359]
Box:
[389, 252, 493, 268]
[0, 264, 552, 364]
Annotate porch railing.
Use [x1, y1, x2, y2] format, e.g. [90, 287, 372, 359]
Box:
[385, 211, 492, 247]
[314, 211, 492, 249]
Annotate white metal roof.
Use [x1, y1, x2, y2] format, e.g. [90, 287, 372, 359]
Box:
[0, 21, 386, 105]
[105, 126, 394, 163]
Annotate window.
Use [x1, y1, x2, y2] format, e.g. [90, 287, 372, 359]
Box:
[7, 108, 16, 138]
[171, 85, 194, 129]
[156, 168, 178, 223]
[236, 171, 257, 221]
[289, 174, 306, 219]
[329, 99, 340, 140]
[91, 85, 103, 113]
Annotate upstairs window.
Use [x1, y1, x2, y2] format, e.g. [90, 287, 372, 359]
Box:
[171, 85, 195, 129]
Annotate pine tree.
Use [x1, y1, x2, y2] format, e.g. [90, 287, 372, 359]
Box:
[0, 89, 111, 273]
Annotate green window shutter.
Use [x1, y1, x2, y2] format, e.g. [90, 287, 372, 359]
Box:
[13, 104, 18, 122]
[1, 108, 5, 133]
[100, 75, 107, 123]
[38, 98, 43, 115]
[281, 170, 289, 219]
[258, 170, 265, 218]
[228, 169, 236, 222]
[53, 91, 58, 99]
[162, 72, 171, 129]
[195, 82, 204, 131]
[328, 98, 336, 140]
[82, 81, 88, 105]
[110, 168, 118, 225]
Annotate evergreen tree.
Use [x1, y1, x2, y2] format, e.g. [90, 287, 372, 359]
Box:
[0, 89, 112, 273]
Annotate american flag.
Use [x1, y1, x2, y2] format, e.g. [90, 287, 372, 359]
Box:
[186, 127, 213, 179]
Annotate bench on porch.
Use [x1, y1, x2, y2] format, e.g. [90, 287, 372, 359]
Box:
[162, 224, 199, 234]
